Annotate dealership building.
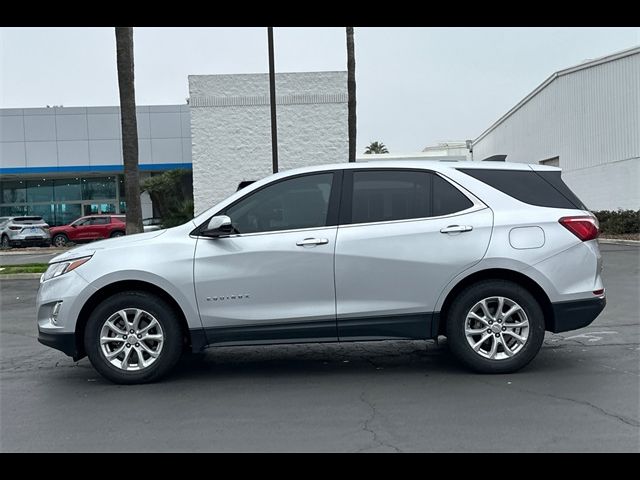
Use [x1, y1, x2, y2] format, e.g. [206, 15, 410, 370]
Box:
[0, 71, 347, 225]
[472, 46, 639, 211]
[0, 104, 192, 225]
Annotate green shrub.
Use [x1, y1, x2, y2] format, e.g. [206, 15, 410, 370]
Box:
[593, 210, 640, 235]
[141, 169, 194, 228]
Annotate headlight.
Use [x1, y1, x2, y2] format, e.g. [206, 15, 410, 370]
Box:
[41, 256, 92, 282]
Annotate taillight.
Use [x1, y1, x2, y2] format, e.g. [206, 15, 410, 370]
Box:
[559, 216, 599, 241]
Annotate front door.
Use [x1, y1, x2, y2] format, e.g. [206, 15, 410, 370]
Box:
[194, 171, 341, 345]
[335, 169, 493, 340]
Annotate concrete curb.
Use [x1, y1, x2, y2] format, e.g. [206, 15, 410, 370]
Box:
[0, 248, 69, 256]
[0, 273, 42, 280]
[598, 239, 640, 246]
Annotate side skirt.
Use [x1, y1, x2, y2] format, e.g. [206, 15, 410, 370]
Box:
[190, 312, 438, 349]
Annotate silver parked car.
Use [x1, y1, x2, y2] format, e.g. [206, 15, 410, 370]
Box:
[36, 161, 605, 384]
[0, 216, 51, 249]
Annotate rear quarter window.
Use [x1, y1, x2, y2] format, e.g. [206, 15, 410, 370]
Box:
[458, 168, 587, 210]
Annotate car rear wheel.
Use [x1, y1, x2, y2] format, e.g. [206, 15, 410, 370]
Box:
[52, 234, 68, 247]
[446, 279, 545, 374]
[84, 291, 183, 384]
[0, 235, 10, 249]
[110, 230, 125, 238]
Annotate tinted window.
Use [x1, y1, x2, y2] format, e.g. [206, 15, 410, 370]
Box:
[536, 171, 587, 210]
[458, 169, 583, 209]
[432, 175, 473, 216]
[91, 217, 109, 225]
[350, 170, 473, 224]
[225, 173, 334, 234]
[351, 171, 430, 224]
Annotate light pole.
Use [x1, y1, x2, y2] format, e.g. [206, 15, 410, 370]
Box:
[268, 27, 278, 174]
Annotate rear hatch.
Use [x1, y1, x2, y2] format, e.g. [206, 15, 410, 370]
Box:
[11, 216, 50, 237]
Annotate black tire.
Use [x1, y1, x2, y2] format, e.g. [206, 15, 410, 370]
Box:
[446, 279, 545, 374]
[110, 230, 125, 238]
[84, 291, 183, 384]
[0, 235, 10, 249]
[52, 234, 68, 247]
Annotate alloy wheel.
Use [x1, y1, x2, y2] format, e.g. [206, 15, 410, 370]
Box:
[99, 308, 164, 371]
[464, 296, 530, 360]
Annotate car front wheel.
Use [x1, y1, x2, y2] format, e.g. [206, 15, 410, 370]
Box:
[446, 279, 545, 374]
[84, 291, 183, 384]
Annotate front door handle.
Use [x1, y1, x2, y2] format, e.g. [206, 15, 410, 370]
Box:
[440, 225, 473, 234]
[296, 238, 329, 246]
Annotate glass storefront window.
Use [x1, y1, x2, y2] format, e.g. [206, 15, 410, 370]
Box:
[26, 179, 55, 203]
[118, 177, 125, 197]
[82, 177, 116, 200]
[27, 204, 54, 225]
[54, 178, 82, 201]
[2, 180, 27, 203]
[53, 203, 82, 226]
[0, 205, 28, 216]
[84, 203, 116, 215]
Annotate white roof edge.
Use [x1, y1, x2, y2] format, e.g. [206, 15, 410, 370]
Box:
[473, 45, 640, 145]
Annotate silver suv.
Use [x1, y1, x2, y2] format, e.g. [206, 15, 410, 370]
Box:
[1, 216, 51, 249]
[36, 161, 605, 384]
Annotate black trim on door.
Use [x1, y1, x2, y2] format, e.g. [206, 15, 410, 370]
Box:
[337, 312, 435, 341]
[201, 319, 339, 346]
[339, 169, 354, 225]
[194, 313, 437, 349]
[326, 169, 344, 227]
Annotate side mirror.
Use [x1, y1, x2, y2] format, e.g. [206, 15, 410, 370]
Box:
[71, 224, 77, 228]
[202, 215, 233, 238]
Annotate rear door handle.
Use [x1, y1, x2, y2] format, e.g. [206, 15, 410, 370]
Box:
[296, 238, 329, 246]
[440, 225, 473, 234]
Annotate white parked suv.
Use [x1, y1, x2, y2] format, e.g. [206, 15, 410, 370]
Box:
[37, 161, 605, 384]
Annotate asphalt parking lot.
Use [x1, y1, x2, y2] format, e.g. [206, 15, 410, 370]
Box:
[1, 243, 638, 452]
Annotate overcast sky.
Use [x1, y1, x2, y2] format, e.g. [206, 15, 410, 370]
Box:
[1, 27, 638, 154]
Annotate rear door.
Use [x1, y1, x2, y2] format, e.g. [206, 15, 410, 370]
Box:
[335, 168, 493, 340]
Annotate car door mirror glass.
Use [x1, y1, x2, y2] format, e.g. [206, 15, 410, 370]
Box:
[202, 215, 233, 237]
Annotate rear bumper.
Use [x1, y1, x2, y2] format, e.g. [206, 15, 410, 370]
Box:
[9, 238, 50, 247]
[548, 296, 606, 333]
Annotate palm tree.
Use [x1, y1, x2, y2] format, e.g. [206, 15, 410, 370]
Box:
[364, 141, 389, 154]
[346, 27, 356, 163]
[115, 27, 143, 234]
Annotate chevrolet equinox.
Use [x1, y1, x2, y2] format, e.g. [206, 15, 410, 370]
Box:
[37, 161, 606, 384]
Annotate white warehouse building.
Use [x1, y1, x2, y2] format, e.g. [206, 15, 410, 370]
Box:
[472, 46, 639, 211]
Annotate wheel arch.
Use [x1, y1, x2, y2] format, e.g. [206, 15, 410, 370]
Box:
[74, 280, 203, 360]
[437, 268, 554, 335]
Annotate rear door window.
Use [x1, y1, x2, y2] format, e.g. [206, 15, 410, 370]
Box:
[346, 170, 475, 225]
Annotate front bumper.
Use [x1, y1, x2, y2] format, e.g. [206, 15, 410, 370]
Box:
[38, 330, 78, 357]
[36, 270, 96, 359]
[548, 296, 606, 333]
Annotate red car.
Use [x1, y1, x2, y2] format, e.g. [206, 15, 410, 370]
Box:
[50, 215, 126, 247]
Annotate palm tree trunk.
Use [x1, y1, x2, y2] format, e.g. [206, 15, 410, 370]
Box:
[115, 27, 143, 235]
[346, 27, 357, 163]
